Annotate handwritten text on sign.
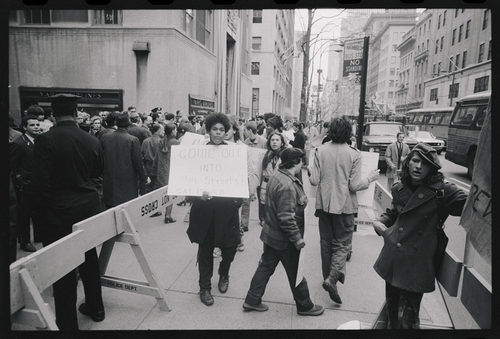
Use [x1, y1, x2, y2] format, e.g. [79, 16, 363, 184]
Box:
[167, 145, 249, 198]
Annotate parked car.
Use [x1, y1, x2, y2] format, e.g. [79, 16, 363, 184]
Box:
[407, 131, 445, 154]
[360, 122, 418, 168]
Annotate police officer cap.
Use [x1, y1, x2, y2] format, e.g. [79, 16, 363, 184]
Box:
[411, 142, 442, 170]
[281, 147, 305, 163]
[48, 93, 81, 116]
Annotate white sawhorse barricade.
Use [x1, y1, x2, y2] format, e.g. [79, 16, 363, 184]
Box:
[365, 182, 491, 329]
[10, 186, 180, 330]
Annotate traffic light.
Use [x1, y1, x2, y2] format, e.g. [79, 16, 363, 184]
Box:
[318, 84, 323, 92]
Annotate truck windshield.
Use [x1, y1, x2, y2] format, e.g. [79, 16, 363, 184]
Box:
[368, 124, 402, 136]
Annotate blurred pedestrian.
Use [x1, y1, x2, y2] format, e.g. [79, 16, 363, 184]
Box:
[385, 132, 410, 191]
[142, 123, 164, 195]
[98, 111, 119, 141]
[243, 148, 324, 316]
[372, 143, 467, 329]
[127, 112, 152, 145]
[152, 123, 178, 223]
[32, 94, 105, 330]
[89, 115, 103, 138]
[186, 112, 243, 306]
[101, 111, 150, 209]
[308, 116, 379, 305]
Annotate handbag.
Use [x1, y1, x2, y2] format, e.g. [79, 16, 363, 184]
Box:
[434, 182, 448, 274]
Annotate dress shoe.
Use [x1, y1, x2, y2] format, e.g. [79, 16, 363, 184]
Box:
[164, 217, 176, 224]
[177, 200, 186, 206]
[200, 289, 214, 306]
[242, 225, 249, 232]
[323, 277, 342, 304]
[297, 304, 325, 316]
[347, 251, 352, 261]
[242, 302, 269, 312]
[237, 243, 245, 252]
[20, 243, 37, 252]
[218, 275, 229, 293]
[149, 211, 162, 217]
[78, 303, 105, 322]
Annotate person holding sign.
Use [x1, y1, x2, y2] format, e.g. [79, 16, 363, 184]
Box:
[372, 143, 467, 329]
[243, 148, 324, 316]
[185, 113, 244, 306]
[308, 116, 379, 305]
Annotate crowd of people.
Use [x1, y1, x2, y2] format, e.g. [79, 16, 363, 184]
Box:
[8, 97, 467, 330]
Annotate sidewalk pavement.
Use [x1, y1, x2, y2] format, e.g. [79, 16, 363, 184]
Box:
[13, 171, 456, 330]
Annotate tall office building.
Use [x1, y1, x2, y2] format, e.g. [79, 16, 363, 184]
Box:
[250, 9, 295, 118]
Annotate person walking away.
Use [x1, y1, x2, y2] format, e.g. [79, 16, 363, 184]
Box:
[142, 123, 164, 195]
[100, 111, 150, 209]
[185, 112, 243, 306]
[97, 111, 119, 142]
[385, 132, 410, 191]
[32, 94, 106, 330]
[152, 123, 178, 223]
[9, 114, 43, 252]
[308, 116, 379, 304]
[127, 112, 152, 145]
[243, 148, 324, 316]
[372, 143, 467, 329]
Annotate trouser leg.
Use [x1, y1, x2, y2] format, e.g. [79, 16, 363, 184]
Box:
[240, 198, 250, 229]
[385, 281, 423, 329]
[318, 210, 334, 280]
[245, 244, 279, 305]
[279, 244, 314, 312]
[198, 224, 215, 290]
[17, 186, 31, 245]
[329, 213, 354, 283]
[257, 187, 265, 222]
[218, 245, 237, 277]
[78, 247, 104, 312]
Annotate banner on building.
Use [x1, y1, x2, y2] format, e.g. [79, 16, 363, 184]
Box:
[460, 102, 491, 264]
[342, 38, 365, 83]
[167, 145, 249, 198]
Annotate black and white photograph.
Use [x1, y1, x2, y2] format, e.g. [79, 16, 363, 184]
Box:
[6, 1, 492, 334]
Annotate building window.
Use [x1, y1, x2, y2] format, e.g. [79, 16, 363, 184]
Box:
[455, 54, 460, 70]
[449, 83, 459, 99]
[390, 68, 395, 75]
[438, 62, 441, 74]
[488, 40, 492, 60]
[252, 37, 262, 51]
[435, 40, 439, 54]
[52, 10, 88, 23]
[466, 20, 471, 39]
[443, 10, 447, 26]
[452, 29, 456, 45]
[462, 50, 467, 68]
[185, 10, 213, 52]
[391, 56, 396, 64]
[478, 43, 485, 63]
[252, 88, 260, 115]
[388, 92, 394, 99]
[458, 25, 463, 43]
[440, 37, 444, 51]
[251, 62, 260, 75]
[430, 88, 438, 101]
[253, 10, 262, 23]
[93, 10, 121, 25]
[392, 44, 397, 51]
[22, 10, 50, 24]
[448, 56, 453, 73]
[483, 9, 489, 30]
[418, 84, 422, 97]
[455, 9, 459, 17]
[474, 76, 489, 93]
[438, 15, 441, 29]
[389, 80, 394, 87]
[433, 63, 436, 74]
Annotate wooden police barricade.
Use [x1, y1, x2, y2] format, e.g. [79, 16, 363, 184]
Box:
[10, 230, 86, 330]
[369, 181, 459, 329]
[72, 186, 181, 313]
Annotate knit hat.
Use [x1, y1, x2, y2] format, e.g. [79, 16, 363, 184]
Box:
[116, 111, 132, 127]
[411, 142, 442, 169]
[281, 147, 305, 163]
[267, 115, 283, 130]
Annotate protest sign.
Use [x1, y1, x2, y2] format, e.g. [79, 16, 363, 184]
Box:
[357, 151, 379, 208]
[180, 132, 209, 146]
[167, 145, 249, 198]
[247, 148, 266, 171]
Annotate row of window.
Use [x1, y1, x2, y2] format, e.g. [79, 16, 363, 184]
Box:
[432, 40, 491, 76]
[451, 20, 471, 46]
[427, 75, 489, 102]
[20, 9, 121, 25]
[438, 9, 488, 31]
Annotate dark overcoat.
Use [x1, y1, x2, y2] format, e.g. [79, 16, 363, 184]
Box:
[10, 134, 35, 184]
[32, 120, 104, 226]
[373, 179, 467, 293]
[187, 196, 242, 247]
[100, 129, 147, 207]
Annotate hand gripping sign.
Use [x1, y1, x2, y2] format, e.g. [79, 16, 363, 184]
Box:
[167, 144, 249, 198]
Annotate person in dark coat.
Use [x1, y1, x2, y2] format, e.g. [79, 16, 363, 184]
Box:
[186, 112, 243, 306]
[127, 112, 152, 145]
[97, 111, 119, 142]
[32, 94, 105, 330]
[372, 142, 467, 329]
[9, 114, 43, 252]
[289, 121, 307, 150]
[100, 111, 150, 209]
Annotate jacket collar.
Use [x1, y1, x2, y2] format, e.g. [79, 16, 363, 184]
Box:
[277, 168, 303, 186]
[397, 180, 442, 213]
